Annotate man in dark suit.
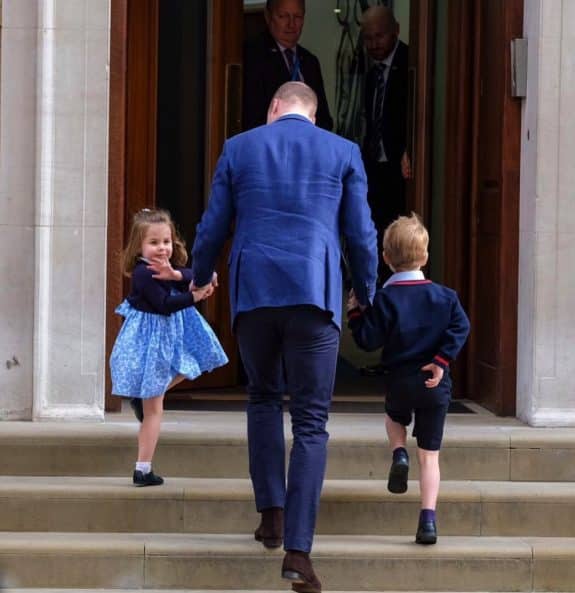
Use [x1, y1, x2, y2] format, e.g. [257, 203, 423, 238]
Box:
[191, 82, 377, 593]
[361, 6, 411, 284]
[242, 0, 333, 131]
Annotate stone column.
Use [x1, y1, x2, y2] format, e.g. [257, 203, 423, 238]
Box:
[517, 0, 575, 426]
[0, 0, 38, 419]
[33, 0, 110, 420]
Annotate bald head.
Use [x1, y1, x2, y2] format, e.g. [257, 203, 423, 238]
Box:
[266, 82, 318, 124]
[361, 6, 399, 62]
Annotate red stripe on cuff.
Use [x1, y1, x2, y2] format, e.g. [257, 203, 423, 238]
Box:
[434, 355, 449, 367]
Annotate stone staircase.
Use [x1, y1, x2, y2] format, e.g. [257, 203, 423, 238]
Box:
[0, 409, 574, 591]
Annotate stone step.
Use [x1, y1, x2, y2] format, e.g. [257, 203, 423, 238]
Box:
[0, 533, 572, 590]
[1, 476, 575, 537]
[1, 416, 574, 481]
[0, 591, 515, 593]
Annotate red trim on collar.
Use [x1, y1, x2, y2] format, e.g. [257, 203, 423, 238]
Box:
[388, 280, 432, 286]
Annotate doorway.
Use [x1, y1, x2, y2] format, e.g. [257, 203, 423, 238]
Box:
[107, 0, 522, 415]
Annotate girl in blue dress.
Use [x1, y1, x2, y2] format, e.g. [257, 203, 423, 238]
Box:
[110, 209, 228, 486]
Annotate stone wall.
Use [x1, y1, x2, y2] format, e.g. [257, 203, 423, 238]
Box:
[517, 0, 575, 425]
[0, 0, 109, 420]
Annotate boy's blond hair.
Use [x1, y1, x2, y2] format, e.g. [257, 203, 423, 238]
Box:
[382, 213, 429, 272]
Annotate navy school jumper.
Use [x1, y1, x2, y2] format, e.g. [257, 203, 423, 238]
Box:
[347, 276, 470, 373]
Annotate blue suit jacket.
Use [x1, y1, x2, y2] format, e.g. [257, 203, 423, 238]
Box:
[191, 114, 378, 329]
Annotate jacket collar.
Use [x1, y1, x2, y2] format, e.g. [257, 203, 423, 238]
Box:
[273, 113, 314, 125]
[383, 270, 427, 287]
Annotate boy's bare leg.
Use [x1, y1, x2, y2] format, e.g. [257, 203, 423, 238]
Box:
[138, 394, 164, 462]
[385, 414, 407, 449]
[417, 448, 440, 509]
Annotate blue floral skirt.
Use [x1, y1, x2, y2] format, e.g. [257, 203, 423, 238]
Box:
[110, 301, 228, 398]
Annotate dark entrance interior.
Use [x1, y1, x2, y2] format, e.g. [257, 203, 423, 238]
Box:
[156, 1, 207, 249]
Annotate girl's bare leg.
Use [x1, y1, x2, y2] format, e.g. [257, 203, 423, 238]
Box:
[137, 394, 164, 463]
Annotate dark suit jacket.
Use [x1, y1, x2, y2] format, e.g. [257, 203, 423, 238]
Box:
[191, 114, 377, 329]
[363, 40, 408, 163]
[242, 30, 333, 132]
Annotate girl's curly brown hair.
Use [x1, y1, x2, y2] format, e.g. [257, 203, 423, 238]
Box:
[121, 209, 188, 277]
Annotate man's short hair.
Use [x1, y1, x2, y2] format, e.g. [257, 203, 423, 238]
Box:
[273, 81, 318, 114]
[360, 6, 398, 31]
[266, 0, 305, 12]
[383, 213, 429, 271]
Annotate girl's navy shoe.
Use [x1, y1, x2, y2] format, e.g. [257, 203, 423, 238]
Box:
[129, 398, 144, 422]
[133, 469, 164, 487]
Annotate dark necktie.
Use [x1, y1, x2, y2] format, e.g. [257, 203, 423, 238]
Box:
[284, 48, 295, 77]
[368, 63, 388, 160]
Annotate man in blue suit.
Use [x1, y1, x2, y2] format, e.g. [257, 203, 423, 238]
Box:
[191, 82, 377, 593]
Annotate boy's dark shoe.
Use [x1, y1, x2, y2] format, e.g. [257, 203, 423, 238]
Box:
[387, 449, 409, 493]
[254, 506, 284, 549]
[133, 469, 163, 487]
[129, 398, 144, 422]
[416, 520, 437, 544]
[282, 550, 322, 593]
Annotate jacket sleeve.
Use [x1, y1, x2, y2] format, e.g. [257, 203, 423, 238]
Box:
[347, 295, 389, 352]
[339, 143, 378, 305]
[133, 267, 195, 315]
[433, 295, 471, 369]
[191, 143, 236, 286]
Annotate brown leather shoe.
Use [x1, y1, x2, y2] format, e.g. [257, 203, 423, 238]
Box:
[254, 506, 283, 549]
[282, 550, 322, 593]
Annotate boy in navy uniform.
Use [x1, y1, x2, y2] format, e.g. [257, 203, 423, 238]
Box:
[347, 213, 470, 544]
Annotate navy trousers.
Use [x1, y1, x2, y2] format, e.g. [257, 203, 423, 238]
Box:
[235, 306, 340, 552]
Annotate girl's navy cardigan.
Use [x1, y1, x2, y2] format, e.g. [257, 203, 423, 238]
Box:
[126, 260, 196, 316]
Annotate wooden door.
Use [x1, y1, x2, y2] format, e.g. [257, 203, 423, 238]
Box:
[188, 0, 243, 389]
[106, 0, 243, 411]
[417, 0, 522, 411]
[467, 0, 522, 415]
[406, 0, 435, 223]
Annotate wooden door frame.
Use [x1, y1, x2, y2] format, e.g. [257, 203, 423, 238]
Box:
[106, 0, 159, 412]
[105, 0, 129, 413]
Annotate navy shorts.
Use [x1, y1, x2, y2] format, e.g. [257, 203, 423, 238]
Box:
[382, 365, 451, 451]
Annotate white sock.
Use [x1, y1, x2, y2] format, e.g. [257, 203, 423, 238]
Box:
[135, 461, 151, 474]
